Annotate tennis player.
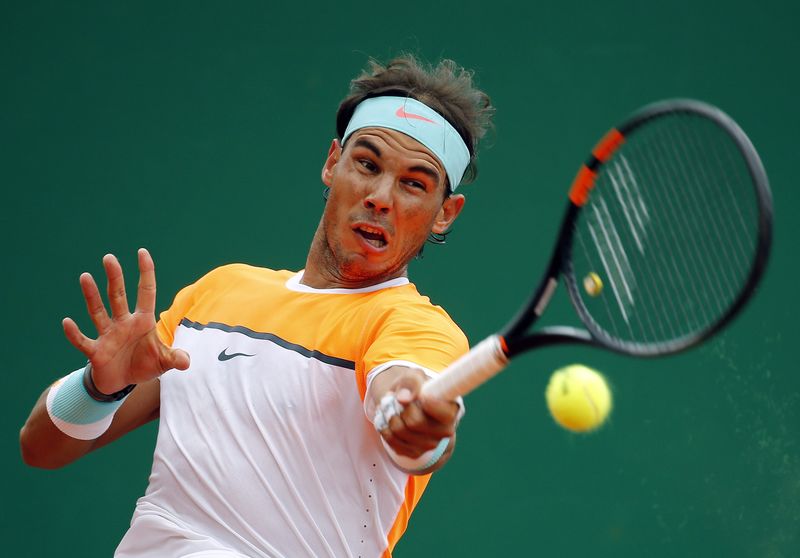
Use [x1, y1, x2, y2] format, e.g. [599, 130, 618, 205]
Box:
[20, 55, 494, 557]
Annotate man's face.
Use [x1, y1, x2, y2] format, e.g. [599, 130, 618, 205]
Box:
[318, 127, 465, 284]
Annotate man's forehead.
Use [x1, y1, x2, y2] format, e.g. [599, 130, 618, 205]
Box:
[341, 96, 469, 189]
[348, 128, 445, 170]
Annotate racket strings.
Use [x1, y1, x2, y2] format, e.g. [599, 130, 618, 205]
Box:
[603, 151, 695, 343]
[666, 118, 751, 296]
[700, 118, 760, 260]
[685, 129, 755, 316]
[685, 115, 759, 296]
[643, 118, 755, 332]
[647, 125, 733, 322]
[608, 153, 685, 341]
[605, 156, 678, 343]
[572, 113, 759, 347]
[582, 150, 695, 344]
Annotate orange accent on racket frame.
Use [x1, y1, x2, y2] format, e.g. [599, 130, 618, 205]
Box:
[592, 128, 625, 162]
[568, 165, 598, 206]
[498, 336, 509, 354]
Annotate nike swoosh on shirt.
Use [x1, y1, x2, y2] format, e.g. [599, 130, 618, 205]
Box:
[395, 106, 437, 124]
[218, 349, 256, 361]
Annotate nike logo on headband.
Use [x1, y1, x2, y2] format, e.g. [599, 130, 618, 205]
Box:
[395, 106, 437, 124]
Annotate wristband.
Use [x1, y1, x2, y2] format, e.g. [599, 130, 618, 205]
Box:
[380, 436, 451, 474]
[46, 365, 132, 440]
[82, 361, 136, 402]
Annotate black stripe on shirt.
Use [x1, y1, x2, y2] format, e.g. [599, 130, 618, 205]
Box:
[178, 318, 356, 370]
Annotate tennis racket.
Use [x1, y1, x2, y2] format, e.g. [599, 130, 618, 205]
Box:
[422, 99, 773, 401]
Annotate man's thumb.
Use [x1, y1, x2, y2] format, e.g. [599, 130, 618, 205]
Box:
[165, 348, 190, 371]
[394, 372, 424, 405]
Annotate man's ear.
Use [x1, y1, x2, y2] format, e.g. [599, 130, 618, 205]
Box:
[432, 194, 466, 235]
[321, 139, 342, 187]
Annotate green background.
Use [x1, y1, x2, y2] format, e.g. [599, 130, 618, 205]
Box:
[3, 1, 798, 556]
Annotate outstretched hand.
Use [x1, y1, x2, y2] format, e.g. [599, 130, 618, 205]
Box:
[62, 248, 189, 395]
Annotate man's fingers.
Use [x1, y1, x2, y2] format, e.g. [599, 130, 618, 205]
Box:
[79, 272, 111, 333]
[381, 426, 433, 458]
[393, 374, 425, 405]
[160, 346, 191, 372]
[374, 369, 457, 461]
[390, 374, 460, 427]
[62, 317, 95, 357]
[170, 349, 191, 371]
[418, 396, 460, 425]
[103, 254, 130, 319]
[135, 248, 157, 315]
[377, 398, 452, 455]
[386, 413, 443, 450]
[399, 402, 455, 438]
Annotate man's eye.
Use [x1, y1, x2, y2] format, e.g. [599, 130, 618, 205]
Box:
[359, 159, 377, 172]
[404, 180, 426, 190]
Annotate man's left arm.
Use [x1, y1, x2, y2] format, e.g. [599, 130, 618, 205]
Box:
[366, 366, 460, 475]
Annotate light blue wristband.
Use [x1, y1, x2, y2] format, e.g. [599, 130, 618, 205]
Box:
[46, 367, 129, 440]
[381, 436, 451, 474]
[419, 436, 451, 471]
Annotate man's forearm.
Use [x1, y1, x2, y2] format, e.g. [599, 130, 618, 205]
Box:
[20, 387, 96, 469]
[20, 377, 161, 469]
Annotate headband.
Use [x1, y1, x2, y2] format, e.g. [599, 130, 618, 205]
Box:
[342, 96, 471, 190]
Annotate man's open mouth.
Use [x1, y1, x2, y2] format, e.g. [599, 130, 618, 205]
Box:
[355, 225, 388, 248]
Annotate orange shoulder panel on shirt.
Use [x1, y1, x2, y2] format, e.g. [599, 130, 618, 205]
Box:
[156, 264, 264, 346]
[358, 293, 468, 398]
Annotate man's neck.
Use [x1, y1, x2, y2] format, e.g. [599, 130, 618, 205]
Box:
[302, 230, 408, 290]
[300, 260, 408, 290]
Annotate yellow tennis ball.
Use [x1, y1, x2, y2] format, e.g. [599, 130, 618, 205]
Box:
[583, 272, 603, 297]
[545, 364, 612, 432]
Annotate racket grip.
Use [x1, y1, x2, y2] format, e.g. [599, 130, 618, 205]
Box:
[421, 335, 509, 400]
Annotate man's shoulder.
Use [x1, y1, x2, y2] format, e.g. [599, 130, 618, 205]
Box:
[378, 281, 445, 309]
[362, 284, 469, 373]
[198, 263, 295, 287]
[376, 283, 464, 335]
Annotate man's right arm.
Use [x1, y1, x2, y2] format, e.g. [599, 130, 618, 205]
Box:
[19, 377, 160, 469]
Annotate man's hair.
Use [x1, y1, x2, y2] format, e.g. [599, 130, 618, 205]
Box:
[336, 54, 495, 193]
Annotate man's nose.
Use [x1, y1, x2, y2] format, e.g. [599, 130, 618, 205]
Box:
[363, 176, 393, 213]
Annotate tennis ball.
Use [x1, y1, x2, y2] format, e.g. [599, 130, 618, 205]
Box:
[583, 272, 603, 297]
[545, 364, 612, 432]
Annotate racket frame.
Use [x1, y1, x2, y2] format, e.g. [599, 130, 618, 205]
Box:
[422, 99, 772, 400]
[503, 99, 773, 358]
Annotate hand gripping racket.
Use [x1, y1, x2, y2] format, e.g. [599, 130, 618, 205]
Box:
[422, 99, 773, 401]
